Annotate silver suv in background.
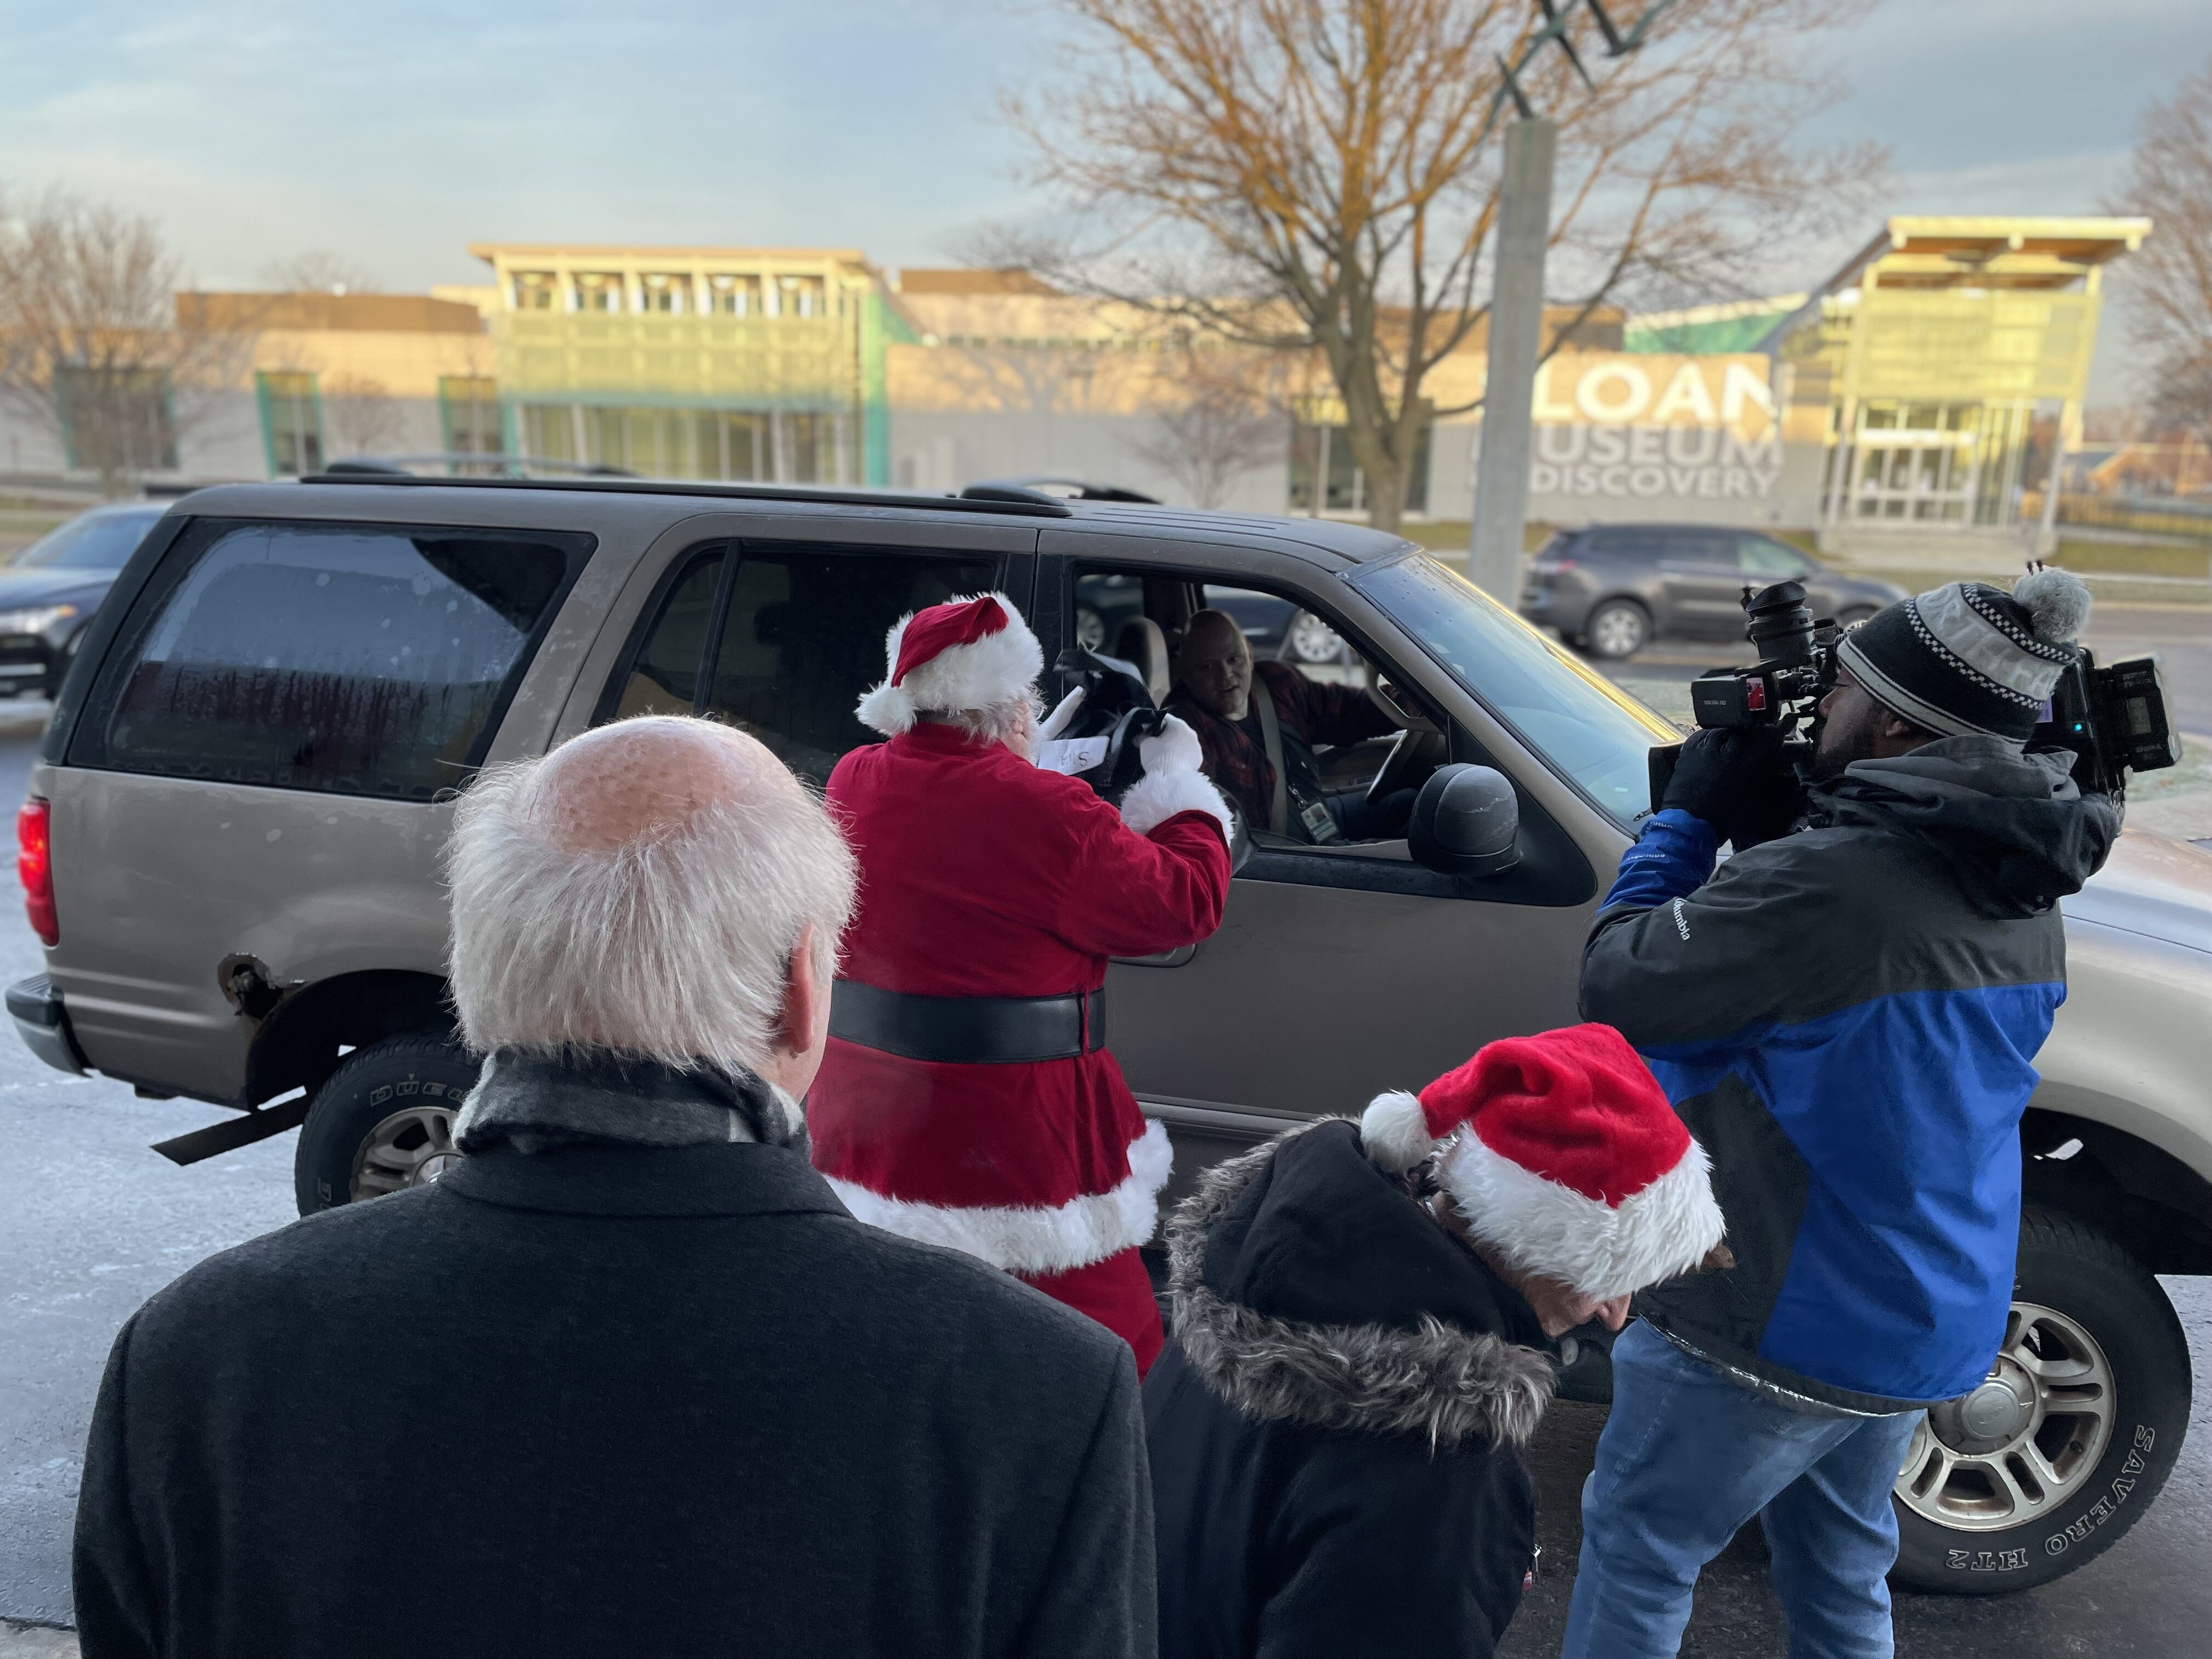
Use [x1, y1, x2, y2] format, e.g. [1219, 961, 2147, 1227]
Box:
[9, 475, 2208, 1594]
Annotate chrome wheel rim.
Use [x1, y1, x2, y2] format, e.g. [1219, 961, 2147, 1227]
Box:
[1589, 606, 1644, 657]
[1894, 1301, 2115, 1532]
[350, 1104, 459, 1201]
[1288, 611, 1345, 663]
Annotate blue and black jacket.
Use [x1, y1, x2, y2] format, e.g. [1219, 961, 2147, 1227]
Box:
[1582, 737, 2117, 1413]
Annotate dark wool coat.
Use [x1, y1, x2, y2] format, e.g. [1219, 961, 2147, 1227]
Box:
[74, 1136, 1155, 1659]
[1143, 1121, 1558, 1659]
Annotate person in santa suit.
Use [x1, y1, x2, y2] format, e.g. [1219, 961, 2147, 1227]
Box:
[809, 592, 1234, 1375]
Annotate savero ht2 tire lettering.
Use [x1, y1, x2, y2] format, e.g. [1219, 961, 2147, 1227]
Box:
[1889, 1209, 2192, 1592]
[293, 1034, 479, 1215]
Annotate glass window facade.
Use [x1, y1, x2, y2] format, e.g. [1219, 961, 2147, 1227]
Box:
[257, 371, 323, 477]
[1288, 422, 1430, 515]
[704, 274, 759, 317]
[439, 377, 505, 457]
[516, 404, 847, 483]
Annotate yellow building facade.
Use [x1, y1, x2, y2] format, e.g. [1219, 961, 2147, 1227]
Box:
[8, 215, 2133, 534]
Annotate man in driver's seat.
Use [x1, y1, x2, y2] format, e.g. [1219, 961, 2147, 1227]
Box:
[1168, 609, 1409, 844]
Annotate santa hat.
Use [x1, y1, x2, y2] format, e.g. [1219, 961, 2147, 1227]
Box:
[856, 592, 1043, 737]
[1361, 1024, 1725, 1300]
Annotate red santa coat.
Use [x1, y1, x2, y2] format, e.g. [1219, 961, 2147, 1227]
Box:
[810, 721, 1232, 1367]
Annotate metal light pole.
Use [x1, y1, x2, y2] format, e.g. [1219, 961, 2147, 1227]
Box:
[1468, 117, 1558, 601]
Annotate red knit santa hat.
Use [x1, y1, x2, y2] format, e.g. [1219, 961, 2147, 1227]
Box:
[1361, 1024, 1725, 1300]
[855, 592, 1044, 737]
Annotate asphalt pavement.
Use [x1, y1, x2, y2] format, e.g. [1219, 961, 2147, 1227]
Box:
[2, 684, 2210, 1655]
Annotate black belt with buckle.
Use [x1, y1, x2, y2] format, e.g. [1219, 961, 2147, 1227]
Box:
[828, 980, 1106, 1065]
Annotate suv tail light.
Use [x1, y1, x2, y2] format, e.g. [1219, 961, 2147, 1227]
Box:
[18, 798, 56, 946]
[1529, 557, 1577, 575]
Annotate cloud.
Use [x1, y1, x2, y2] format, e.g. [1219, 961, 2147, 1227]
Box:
[0, 0, 2204, 319]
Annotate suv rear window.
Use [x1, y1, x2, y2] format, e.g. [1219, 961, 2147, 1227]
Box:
[73, 518, 591, 800]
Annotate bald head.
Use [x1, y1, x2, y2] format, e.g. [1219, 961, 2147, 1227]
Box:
[447, 715, 856, 1085]
[1178, 609, 1254, 721]
[530, 716, 796, 855]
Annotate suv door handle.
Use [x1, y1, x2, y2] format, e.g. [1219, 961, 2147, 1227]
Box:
[1113, 944, 1197, 968]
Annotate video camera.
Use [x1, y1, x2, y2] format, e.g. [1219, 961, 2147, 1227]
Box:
[1646, 580, 1836, 804]
[1649, 577, 2180, 806]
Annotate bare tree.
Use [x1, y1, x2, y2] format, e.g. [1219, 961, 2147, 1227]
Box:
[0, 189, 254, 496]
[321, 372, 408, 458]
[262, 251, 382, 296]
[2111, 59, 2212, 445]
[1126, 347, 1290, 506]
[1003, 0, 1880, 530]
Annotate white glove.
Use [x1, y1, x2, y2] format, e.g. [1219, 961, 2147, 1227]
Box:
[1136, 713, 1204, 778]
[1120, 713, 1233, 838]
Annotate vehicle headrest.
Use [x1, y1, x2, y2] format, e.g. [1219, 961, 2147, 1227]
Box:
[1113, 616, 1171, 706]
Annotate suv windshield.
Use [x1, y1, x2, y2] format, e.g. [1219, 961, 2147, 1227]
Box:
[14, 507, 165, 572]
[1348, 552, 1677, 824]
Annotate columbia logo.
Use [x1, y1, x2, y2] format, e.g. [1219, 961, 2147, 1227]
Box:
[1672, 899, 1691, 940]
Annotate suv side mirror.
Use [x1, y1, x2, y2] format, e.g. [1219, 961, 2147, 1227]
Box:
[1408, 764, 1521, 877]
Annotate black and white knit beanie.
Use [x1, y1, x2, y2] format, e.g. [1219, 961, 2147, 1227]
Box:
[1833, 569, 2092, 743]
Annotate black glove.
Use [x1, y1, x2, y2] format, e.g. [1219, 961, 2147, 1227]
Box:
[1660, 727, 1796, 845]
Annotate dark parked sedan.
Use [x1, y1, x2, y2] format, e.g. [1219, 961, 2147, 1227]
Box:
[1521, 523, 1908, 660]
[0, 501, 168, 697]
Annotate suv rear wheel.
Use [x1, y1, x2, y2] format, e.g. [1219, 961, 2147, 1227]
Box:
[1890, 1209, 2191, 1592]
[294, 1034, 477, 1215]
[1581, 599, 1650, 661]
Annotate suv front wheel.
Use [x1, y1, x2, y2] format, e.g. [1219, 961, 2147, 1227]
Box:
[1889, 1209, 2191, 1592]
[294, 1034, 478, 1215]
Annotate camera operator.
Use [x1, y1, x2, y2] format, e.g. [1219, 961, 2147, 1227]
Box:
[1563, 571, 2119, 1659]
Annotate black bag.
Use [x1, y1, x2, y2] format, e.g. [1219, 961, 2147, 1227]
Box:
[1051, 648, 1252, 871]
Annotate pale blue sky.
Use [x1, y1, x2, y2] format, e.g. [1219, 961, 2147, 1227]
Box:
[2, 0, 2207, 392]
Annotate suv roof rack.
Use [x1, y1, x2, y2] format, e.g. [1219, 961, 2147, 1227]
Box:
[294, 472, 1076, 518]
[968, 476, 1162, 505]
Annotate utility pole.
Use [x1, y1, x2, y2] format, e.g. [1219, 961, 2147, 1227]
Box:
[1468, 117, 1557, 601]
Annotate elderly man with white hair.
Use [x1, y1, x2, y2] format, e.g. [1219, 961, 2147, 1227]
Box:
[72, 715, 1159, 1659]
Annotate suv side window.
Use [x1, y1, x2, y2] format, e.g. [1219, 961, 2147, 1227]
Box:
[1737, 535, 1810, 578]
[610, 551, 724, 720]
[606, 544, 998, 786]
[74, 518, 589, 800]
[1582, 527, 1665, 564]
[1071, 565, 1447, 864]
[1658, 528, 1733, 566]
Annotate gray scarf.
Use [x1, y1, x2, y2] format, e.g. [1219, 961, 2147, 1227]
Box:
[453, 1047, 808, 1156]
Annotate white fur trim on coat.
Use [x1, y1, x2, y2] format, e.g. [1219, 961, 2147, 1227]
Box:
[854, 593, 1042, 737]
[823, 1118, 1172, 1274]
[1119, 769, 1234, 839]
[1435, 1128, 1726, 1300]
[1359, 1090, 1434, 1173]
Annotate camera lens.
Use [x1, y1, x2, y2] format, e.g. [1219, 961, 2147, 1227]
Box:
[1744, 580, 1816, 668]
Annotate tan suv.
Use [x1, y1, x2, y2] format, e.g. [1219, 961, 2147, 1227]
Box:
[10, 476, 2208, 1593]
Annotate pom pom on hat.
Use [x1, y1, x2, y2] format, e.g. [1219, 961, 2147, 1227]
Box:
[2012, 566, 2092, 646]
[1359, 1090, 1435, 1173]
[1359, 1024, 1726, 1300]
[856, 592, 1043, 737]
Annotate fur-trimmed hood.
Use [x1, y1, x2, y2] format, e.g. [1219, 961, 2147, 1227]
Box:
[1164, 1120, 1556, 1452]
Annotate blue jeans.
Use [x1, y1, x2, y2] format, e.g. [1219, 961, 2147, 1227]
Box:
[1562, 1321, 1925, 1659]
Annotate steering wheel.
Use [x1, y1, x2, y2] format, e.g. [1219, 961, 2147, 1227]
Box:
[1366, 726, 1440, 806]
[1363, 676, 1441, 806]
